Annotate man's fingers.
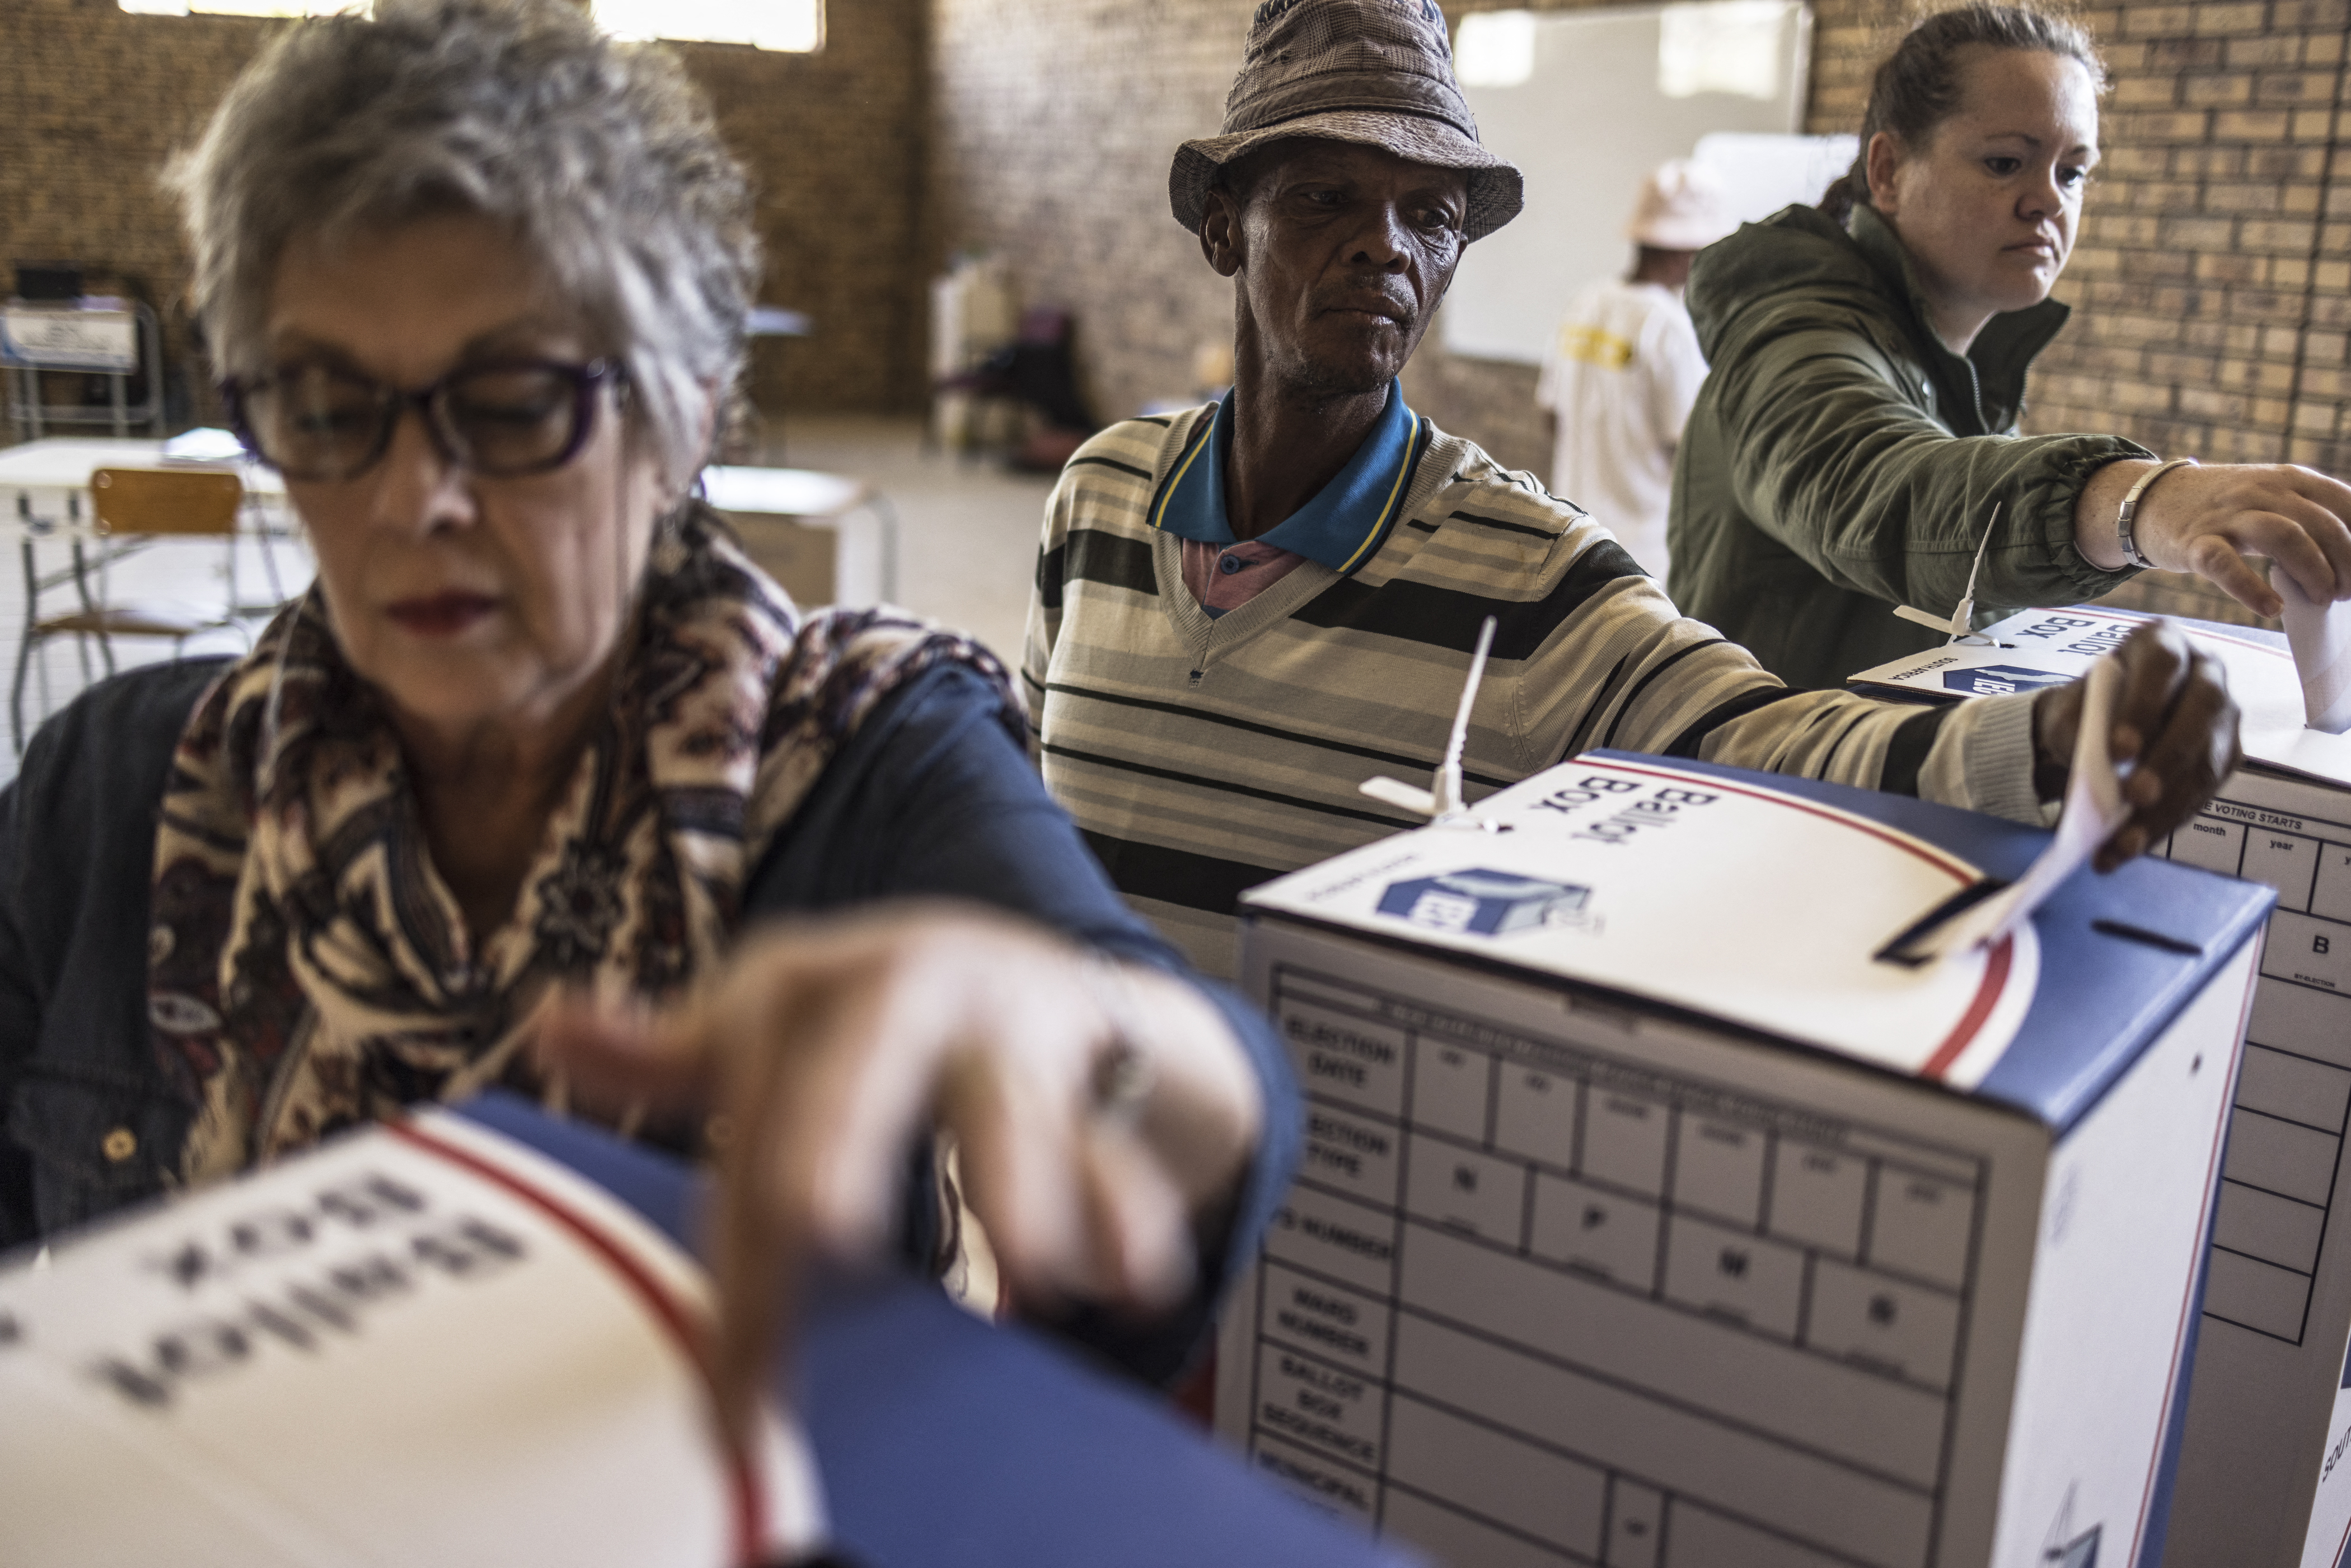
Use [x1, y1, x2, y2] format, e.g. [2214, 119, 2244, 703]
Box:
[2102, 645, 2240, 870]
[2185, 531, 2288, 617]
[2107, 624, 2190, 768]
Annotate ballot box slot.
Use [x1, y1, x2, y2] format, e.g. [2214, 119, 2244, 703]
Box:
[1875, 878, 2008, 969]
[2088, 918, 2206, 958]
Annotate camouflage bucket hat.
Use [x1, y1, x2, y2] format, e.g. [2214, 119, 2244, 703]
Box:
[1169, 0, 1525, 242]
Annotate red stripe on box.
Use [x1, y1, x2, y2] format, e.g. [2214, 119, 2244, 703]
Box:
[385, 1117, 767, 1567]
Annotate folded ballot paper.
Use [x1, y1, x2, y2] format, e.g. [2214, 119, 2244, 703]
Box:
[1882, 655, 2132, 963]
[1856, 608, 2351, 1568]
[0, 1094, 1412, 1568]
[1851, 603, 2351, 781]
[2281, 577, 2351, 736]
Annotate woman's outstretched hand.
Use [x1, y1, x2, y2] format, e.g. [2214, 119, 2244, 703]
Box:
[533, 904, 1262, 1448]
[2076, 457, 2351, 617]
[2029, 620, 2242, 871]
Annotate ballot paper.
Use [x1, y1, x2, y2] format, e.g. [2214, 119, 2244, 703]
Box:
[2280, 575, 2351, 735]
[1886, 656, 2131, 962]
[1852, 605, 2351, 784]
[0, 1108, 823, 1568]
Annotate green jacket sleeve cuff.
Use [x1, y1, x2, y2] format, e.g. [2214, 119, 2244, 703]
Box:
[2029, 436, 2159, 606]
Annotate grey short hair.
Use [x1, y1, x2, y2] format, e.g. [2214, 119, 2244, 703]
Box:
[171, 0, 758, 489]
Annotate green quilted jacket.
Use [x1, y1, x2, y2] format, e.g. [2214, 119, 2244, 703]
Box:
[1666, 202, 2149, 690]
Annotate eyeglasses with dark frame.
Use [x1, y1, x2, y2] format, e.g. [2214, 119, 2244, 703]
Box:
[223, 358, 625, 483]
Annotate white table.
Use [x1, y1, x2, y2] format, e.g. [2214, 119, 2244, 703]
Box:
[0, 436, 281, 533]
[701, 463, 898, 605]
[0, 442, 896, 603]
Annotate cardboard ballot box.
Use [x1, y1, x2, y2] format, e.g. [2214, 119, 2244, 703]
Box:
[1853, 607, 2351, 1568]
[1215, 751, 2272, 1568]
[0, 1093, 1408, 1568]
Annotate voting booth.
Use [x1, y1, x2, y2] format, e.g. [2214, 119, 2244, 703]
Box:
[0, 1094, 1408, 1568]
[1215, 751, 2271, 1568]
[1853, 606, 2351, 1568]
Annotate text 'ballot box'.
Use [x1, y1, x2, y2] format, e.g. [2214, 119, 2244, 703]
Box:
[1216, 751, 2271, 1568]
[1852, 606, 2351, 1568]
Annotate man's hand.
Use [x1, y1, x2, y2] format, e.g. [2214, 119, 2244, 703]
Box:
[533, 904, 1262, 1449]
[2030, 620, 2242, 872]
[2075, 459, 2351, 618]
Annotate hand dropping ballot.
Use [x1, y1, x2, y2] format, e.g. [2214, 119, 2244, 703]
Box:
[1883, 656, 2133, 965]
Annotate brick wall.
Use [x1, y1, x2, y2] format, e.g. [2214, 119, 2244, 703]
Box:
[924, 0, 1561, 465]
[1809, 0, 2351, 484]
[929, 0, 2351, 497]
[925, 0, 1252, 430]
[0, 0, 927, 419]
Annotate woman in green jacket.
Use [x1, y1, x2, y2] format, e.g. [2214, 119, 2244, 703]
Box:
[1669, 3, 2351, 690]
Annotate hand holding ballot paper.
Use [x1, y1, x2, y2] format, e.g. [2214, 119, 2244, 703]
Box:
[1889, 621, 2242, 961]
[2022, 618, 2245, 873]
[535, 907, 1266, 1447]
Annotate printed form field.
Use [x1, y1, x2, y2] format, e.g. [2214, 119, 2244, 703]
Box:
[2166, 787, 2351, 1346]
[1245, 968, 1989, 1568]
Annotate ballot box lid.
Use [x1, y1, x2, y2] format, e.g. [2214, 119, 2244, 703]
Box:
[456, 1093, 1412, 1568]
[1848, 606, 2351, 789]
[1239, 750, 2273, 1134]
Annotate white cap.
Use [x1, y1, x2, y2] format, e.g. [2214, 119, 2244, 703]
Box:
[1628, 159, 1736, 251]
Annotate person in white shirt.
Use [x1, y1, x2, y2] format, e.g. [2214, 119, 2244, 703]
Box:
[1536, 160, 1734, 579]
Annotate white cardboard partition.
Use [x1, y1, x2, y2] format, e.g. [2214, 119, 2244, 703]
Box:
[1854, 607, 2351, 1568]
[1217, 751, 2270, 1568]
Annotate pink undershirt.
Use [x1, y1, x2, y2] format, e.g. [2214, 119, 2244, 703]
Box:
[1179, 538, 1309, 617]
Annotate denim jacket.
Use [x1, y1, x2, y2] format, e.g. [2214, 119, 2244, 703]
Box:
[0, 658, 1298, 1386]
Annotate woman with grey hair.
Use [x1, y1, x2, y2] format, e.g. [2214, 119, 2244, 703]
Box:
[0, 0, 1290, 1450]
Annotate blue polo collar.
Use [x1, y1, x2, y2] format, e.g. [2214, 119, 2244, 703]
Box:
[1147, 381, 1430, 577]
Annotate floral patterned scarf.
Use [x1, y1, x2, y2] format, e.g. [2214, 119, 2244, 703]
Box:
[148, 504, 1018, 1183]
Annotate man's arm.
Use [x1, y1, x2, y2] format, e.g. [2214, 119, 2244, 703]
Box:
[1512, 528, 2231, 842]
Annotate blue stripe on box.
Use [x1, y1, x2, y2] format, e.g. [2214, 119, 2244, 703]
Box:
[453, 1090, 1418, 1568]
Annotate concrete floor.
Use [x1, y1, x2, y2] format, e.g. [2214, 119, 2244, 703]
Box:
[767, 413, 1057, 666]
[0, 416, 1053, 788]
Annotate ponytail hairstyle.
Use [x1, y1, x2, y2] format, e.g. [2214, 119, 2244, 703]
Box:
[1818, 4, 2105, 226]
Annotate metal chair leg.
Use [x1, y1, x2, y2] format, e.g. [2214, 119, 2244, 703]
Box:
[11, 539, 38, 755]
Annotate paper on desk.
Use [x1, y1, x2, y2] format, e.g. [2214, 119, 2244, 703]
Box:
[160, 425, 247, 464]
[1894, 657, 2131, 962]
[2280, 573, 2351, 734]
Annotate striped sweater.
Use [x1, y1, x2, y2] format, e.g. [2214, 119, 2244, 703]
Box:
[1023, 406, 2044, 978]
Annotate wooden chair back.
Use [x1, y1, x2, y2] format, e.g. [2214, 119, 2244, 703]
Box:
[89, 468, 243, 537]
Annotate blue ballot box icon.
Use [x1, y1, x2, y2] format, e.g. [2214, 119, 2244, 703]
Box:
[1378, 869, 1589, 936]
[1943, 664, 2073, 696]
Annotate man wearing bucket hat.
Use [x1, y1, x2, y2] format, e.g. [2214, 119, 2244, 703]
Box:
[1021, 0, 2239, 980]
[1537, 159, 1736, 578]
